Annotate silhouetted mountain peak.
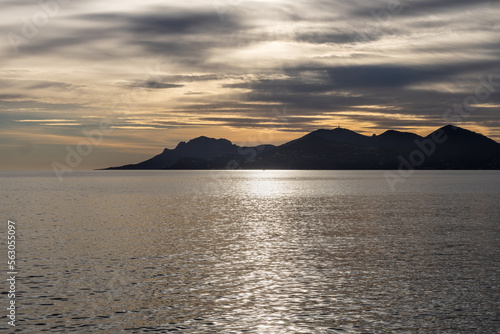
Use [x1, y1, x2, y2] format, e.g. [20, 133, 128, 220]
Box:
[312, 127, 366, 137]
[105, 125, 500, 170]
[436, 124, 468, 135]
[172, 136, 237, 161]
[374, 129, 423, 151]
[305, 127, 424, 152]
[379, 129, 409, 137]
[176, 136, 233, 149]
[421, 124, 500, 168]
[432, 124, 498, 144]
[440, 124, 459, 131]
[306, 127, 371, 147]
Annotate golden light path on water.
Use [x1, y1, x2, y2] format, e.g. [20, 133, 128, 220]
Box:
[1, 170, 499, 332]
[223, 170, 348, 332]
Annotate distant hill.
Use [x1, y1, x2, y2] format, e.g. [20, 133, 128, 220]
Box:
[373, 130, 423, 152]
[420, 125, 500, 169]
[104, 125, 500, 170]
[106, 136, 275, 170]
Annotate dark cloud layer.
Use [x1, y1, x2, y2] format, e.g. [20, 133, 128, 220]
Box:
[350, 0, 495, 18]
[1, 0, 499, 169]
[128, 81, 184, 89]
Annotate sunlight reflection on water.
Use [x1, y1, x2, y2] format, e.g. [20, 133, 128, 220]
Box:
[1, 170, 499, 333]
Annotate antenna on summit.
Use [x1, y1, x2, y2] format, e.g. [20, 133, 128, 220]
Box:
[337, 123, 340, 129]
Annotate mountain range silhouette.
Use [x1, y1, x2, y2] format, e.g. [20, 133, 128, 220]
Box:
[105, 125, 500, 170]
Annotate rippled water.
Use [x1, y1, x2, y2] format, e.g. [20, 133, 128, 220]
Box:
[1, 170, 499, 333]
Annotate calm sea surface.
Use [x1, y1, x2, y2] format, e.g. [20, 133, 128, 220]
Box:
[0, 170, 499, 333]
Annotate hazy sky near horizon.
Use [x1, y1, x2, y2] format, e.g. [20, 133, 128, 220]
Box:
[1, 0, 499, 169]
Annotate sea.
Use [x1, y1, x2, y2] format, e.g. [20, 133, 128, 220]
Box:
[0, 170, 499, 333]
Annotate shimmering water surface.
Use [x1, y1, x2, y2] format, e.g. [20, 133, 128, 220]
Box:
[1, 170, 499, 333]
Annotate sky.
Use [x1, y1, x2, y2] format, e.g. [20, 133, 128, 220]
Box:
[1, 0, 499, 170]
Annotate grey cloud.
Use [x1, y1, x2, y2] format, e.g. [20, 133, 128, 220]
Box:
[11, 7, 257, 65]
[226, 62, 500, 97]
[215, 62, 500, 126]
[17, 34, 118, 57]
[77, 10, 248, 34]
[127, 12, 247, 35]
[201, 117, 279, 125]
[326, 63, 497, 88]
[294, 28, 401, 45]
[161, 74, 229, 82]
[127, 80, 184, 89]
[0, 94, 25, 100]
[295, 31, 359, 44]
[350, 0, 494, 18]
[198, 116, 327, 130]
[28, 81, 74, 90]
[0, 100, 89, 112]
[402, 0, 494, 15]
[2, 0, 500, 146]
